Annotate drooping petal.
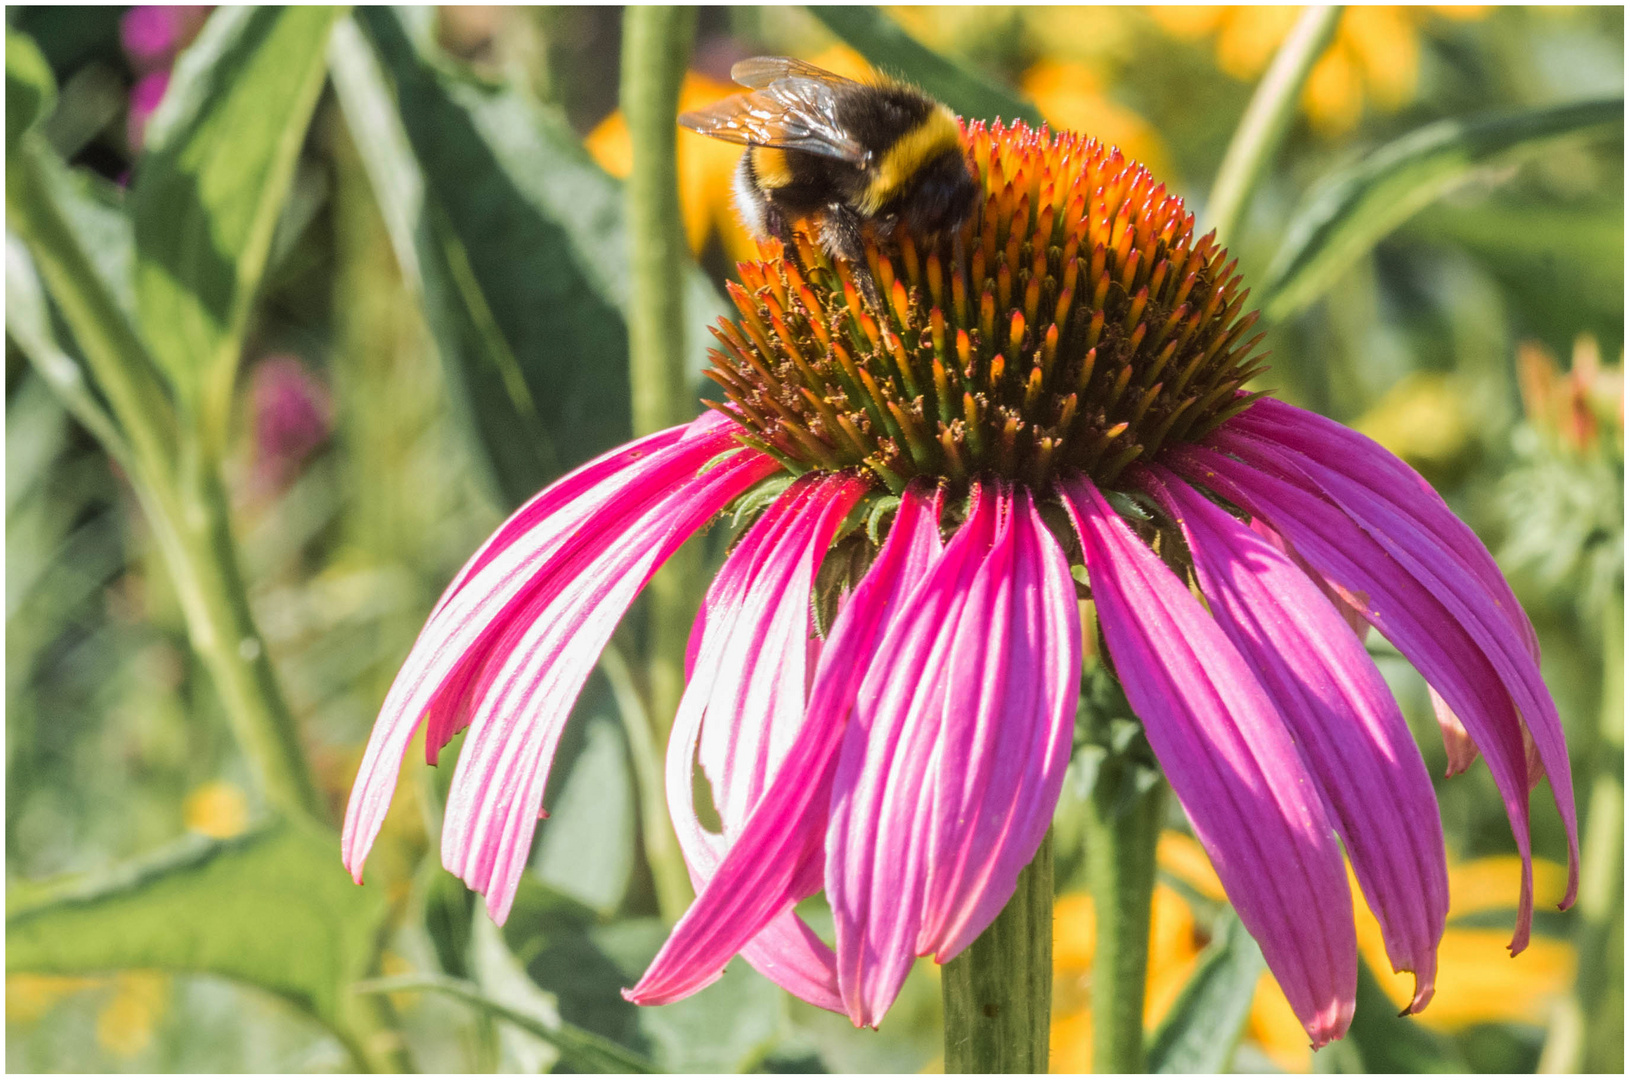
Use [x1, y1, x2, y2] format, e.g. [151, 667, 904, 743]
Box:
[1250, 518, 1372, 642]
[1429, 687, 1482, 777]
[436, 447, 779, 923]
[627, 482, 944, 1007]
[343, 416, 770, 886]
[916, 489, 1080, 963]
[826, 484, 1081, 1028]
[1214, 428, 1577, 911]
[660, 471, 869, 1011]
[1231, 397, 1541, 659]
[1059, 473, 1357, 1047]
[1139, 464, 1447, 1011]
[1174, 444, 1541, 954]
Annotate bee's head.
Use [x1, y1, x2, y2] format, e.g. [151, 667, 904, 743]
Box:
[900, 148, 979, 237]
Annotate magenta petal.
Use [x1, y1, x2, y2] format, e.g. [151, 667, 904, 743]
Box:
[342, 419, 766, 890]
[1430, 687, 1482, 777]
[659, 472, 868, 1011]
[439, 449, 779, 923]
[1140, 465, 1447, 1011]
[1060, 473, 1357, 1047]
[1214, 427, 1578, 912]
[1233, 398, 1541, 659]
[826, 484, 1080, 1028]
[1175, 443, 1542, 953]
[916, 489, 1080, 963]
[626, 482, 943, 1007]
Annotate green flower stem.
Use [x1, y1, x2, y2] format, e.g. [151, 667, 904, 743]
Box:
[623, 4, 697, 440]
[1539, 588, 1623, 1073]
[621, 3, 700, 923]
[166, 451, 325, 821]
[1206, 5, 1343, 248]
[1082, 771, 1166, 1073]
[600, 642, 693, 924]
[943, 832, 1054, 1073]
[9, 134, 321, 824]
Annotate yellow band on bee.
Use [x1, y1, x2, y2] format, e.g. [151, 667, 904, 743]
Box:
[750, 146, 793, 189]
[860, 105, 961, 215]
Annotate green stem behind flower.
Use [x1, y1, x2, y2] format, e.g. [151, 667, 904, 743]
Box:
[1082, 771, 1166, 1073]
[943, 832, 1054, 1073]
[623, 4, 696, 440]
[1539, 587, 1624, 1073]
[1206, 5, 1343, 248]
[8, 136, 322, 823]
[621, 4, 700, 924]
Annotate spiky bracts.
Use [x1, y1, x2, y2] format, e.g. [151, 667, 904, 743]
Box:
[705, 120, 1269, 493]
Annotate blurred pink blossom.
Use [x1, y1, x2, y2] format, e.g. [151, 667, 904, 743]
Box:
[249, 356, 332, 491]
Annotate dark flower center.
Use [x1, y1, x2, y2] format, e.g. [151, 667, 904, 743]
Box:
[706, 120, 1268, 493]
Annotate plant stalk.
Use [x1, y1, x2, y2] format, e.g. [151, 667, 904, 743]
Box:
[622, 4, 699, 735]
[620, 4, 701, 923]
[1082, 774, 1166, 1073]
[1206, 5, 1343, 248]
[943, 832, 1054, 1073]
[1539, 588, 1623, 1073]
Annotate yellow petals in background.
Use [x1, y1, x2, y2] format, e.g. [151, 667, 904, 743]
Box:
[1054, 833, 1577, 1073]
[182, 780, 251, 839]
[1151, 6, 1491, 134]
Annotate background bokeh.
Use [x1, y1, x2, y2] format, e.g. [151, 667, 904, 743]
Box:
[6, 5, 1623, 1073]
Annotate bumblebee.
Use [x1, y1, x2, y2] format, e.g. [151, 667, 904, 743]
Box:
[679, 57, 978, 298]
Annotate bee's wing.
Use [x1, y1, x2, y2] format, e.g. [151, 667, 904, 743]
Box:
[678, 76, 867, 164]
[730, 55, 857, 90]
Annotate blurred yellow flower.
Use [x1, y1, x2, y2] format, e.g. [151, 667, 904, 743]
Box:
[1353, 372, 1476, 470]
[587, 70, 755, 265]
[1054, 832, 1575, 1072]
[1151, 6, 1490, 135]
[95, 972, 169, 1058]
[1019, 59, 1171, 180]
[6, 973, 101, 1026]
[182, 779, 251, 839]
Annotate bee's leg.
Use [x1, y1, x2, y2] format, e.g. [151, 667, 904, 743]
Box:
[762, 202, 802, 267]
[821, 203, 881, 310]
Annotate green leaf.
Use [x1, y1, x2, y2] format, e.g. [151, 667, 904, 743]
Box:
[7, 134, 177, 476]
[326, 13, 557, 504]
[355, 974, 659, 1073]
[6, 818, 388, 1038]
[808, 6, 1043, 128]
[5, 24, 56, 156]
[1260, 97, 1623, 322]
[5, 233, 132, 468]
[348, 8, 728, 505]
[1145, 909, 1265, 1073]
[130, 6, 341, 425]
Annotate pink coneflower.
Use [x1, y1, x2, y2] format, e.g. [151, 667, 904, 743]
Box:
[342, 121, 1576, 1044]
[248, 355, 332, 493]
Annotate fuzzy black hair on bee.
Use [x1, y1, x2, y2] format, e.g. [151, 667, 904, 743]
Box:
[680, 57, 979, 307]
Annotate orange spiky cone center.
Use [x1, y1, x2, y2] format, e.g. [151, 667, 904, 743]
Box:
[705, 120, 1269, 493]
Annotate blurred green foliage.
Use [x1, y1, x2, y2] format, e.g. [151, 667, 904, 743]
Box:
[5, 4, 1622, 1074]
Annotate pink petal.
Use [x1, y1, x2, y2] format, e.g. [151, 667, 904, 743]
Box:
[1214, 428, 1577, 912]
[826, 483, 1080, 1028]
[1233, 398, 1541, 659]
[1250, 518, 1372, 642]
[659, 472, 869, 1010]
[916, 489, 1080, 963]
[627, 482, 944, 1007]
[440, 450, 779, 923]
[341, 417, 772, 900]
[1429, 687, 1481, 777]
[1139, 464, 1447, 1012]
[1174, 444, 1541, 954]
[1060, 473, 1357, 1048]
